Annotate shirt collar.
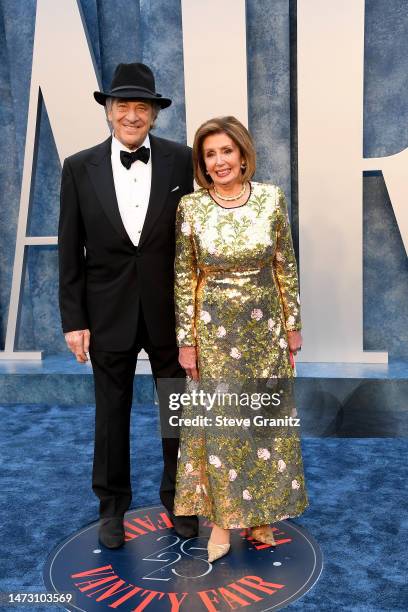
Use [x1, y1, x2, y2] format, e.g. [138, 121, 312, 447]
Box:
[111, 132, 150, 156]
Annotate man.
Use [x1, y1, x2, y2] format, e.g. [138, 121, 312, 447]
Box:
[58, 62, 198, 548]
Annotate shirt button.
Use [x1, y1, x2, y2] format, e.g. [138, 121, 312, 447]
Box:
[134, 178, 137, 183]
[135, 204, 139, 208]
[138, 230, 141, 234]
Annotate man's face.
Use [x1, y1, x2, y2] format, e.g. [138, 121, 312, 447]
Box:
[107, 98, 154, 150]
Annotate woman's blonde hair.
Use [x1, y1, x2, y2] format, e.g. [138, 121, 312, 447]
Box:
[193, 116, 256, 189]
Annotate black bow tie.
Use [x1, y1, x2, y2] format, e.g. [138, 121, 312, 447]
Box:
[120, 146, 150, 169]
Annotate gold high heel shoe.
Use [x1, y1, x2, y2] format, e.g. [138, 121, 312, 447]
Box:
[251, 525, 276, 545]
[207, 540, 231, 563]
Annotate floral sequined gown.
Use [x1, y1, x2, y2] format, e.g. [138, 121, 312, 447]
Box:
[173, 182, 308, 529]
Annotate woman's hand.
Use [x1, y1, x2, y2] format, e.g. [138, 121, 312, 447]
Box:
[287, 330, 302, 355]
[179, 346, 199, 381]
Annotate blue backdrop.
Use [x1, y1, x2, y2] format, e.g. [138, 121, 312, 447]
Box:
[0, 0, 407, 357]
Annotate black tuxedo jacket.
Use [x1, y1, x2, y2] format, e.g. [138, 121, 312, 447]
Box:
[58, 134, 193, 351]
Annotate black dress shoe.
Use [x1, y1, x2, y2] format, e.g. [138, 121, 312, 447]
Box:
[169, 512, 199, 538]
[98, 517, 125, 549]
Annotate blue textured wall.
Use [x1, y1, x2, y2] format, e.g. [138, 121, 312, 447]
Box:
[363, 0, 408, 359]
[0, 0, 407, 358]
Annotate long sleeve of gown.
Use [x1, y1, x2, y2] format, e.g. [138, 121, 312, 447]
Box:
[174, 196, 198, 346]
[273, 187, 302, 332]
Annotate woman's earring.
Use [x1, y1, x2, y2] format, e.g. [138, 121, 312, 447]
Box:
[241, 162, 247, 171]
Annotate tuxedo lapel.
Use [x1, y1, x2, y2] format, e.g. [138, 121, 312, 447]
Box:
[85, 137, 134, 246]
[138, 134, 174, 248]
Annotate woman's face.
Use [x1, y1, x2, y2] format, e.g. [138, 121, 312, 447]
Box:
[202, 132, 244, 190]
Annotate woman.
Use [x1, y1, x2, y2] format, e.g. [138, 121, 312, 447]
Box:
[173, 116, 308, 562]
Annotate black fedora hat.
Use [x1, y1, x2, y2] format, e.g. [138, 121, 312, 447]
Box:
[94, 62, 172, 108]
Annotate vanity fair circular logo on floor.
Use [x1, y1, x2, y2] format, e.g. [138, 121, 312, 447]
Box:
[44, 505, 323, 611]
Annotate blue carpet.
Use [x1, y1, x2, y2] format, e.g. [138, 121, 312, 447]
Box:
[0, 403, 407, 611]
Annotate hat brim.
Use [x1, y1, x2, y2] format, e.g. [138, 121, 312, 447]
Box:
[94, 88, 172, 109]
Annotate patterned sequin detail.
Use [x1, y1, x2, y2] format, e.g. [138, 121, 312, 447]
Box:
[173, 183, 308, 528]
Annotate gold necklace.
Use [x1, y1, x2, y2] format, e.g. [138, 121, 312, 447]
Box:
[213, 182, 247, 201]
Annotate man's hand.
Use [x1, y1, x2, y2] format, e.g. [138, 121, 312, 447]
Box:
[287, 330, 302, 355]
[65, 329, 91, 363]
[179, 346, 199, 381]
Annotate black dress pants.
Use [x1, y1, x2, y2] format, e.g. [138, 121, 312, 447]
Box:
[90, 309, 184, 518]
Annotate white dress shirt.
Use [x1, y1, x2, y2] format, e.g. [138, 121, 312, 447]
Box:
[111, 133, 152, 246]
